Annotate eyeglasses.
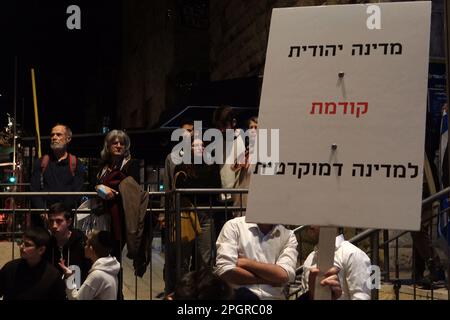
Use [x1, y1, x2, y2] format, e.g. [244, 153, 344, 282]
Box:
[18, 240, 36, 248]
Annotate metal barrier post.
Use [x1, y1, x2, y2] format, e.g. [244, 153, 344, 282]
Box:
[149, 200, 153, 300]
[447, 234, 450, 300]
[164, 192, 170, 296]
[370, 230, 379, 300]
[175, 192, 182, 283]
[11, 200, 16, 259]
[412, 238, 417, 300]
[394, 238, 400, 300]
[383, 230, 390, 282]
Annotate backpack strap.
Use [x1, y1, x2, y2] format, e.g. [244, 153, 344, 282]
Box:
[40, 154, 50, 189]
[68, 153, 77, 177]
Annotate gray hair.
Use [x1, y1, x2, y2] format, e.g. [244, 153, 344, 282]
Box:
[100, 129, 131, 161]
[52, 123, 72, 139]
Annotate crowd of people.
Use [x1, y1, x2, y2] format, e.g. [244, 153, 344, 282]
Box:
[0, 107, 379, 300]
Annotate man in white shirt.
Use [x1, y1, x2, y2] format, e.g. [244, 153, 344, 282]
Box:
[301, 226, 372, 300]
[215, 217, 341, 300]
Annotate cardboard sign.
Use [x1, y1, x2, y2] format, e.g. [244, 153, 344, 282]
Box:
[246, 2, 431, 230]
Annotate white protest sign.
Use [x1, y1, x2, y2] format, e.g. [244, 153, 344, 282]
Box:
[246, 2, 431, 231]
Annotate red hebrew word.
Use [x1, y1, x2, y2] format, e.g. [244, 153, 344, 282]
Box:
[310, 101, 368, 118]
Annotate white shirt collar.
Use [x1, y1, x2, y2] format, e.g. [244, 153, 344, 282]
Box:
[248, 223, 280, 237]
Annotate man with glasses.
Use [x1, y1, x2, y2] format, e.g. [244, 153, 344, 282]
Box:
[0, 227, 66, 300]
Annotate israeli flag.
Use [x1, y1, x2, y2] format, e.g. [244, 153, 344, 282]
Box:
[438, 108, 449, 243]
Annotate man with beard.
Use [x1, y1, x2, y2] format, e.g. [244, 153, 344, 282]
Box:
[30, 124, 85, 227]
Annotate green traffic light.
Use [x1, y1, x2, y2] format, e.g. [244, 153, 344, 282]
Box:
[8, 176, 16, 183]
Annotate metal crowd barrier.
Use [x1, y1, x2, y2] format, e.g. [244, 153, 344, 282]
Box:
[0, 191, 165, 300]
[0, 189, 250, 300]
[1, 187, 449, 300]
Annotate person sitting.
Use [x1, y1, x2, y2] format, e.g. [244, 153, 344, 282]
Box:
[0, 227, 66, 300]
[301, 226, 371, 300]
[59, 230, 120, 300]
[215, 216, 340, 300]
[45, 202, 91, 283]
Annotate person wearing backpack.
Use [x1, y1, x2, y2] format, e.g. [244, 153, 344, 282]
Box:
[30, 124, 85, 227]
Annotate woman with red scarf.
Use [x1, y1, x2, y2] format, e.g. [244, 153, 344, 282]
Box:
[95, 130, 139, 298]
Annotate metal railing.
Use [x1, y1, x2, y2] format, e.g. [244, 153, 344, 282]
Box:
[1, 187, 449, 300]
[287, 187, 450, 300]
[0, 190, 166, 300]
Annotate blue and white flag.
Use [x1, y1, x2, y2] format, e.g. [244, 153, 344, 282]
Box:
[438, 107, 449, 243]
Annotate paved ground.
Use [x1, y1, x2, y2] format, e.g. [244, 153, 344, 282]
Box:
[121, 238, 165, 300]
[0, 237, 166, 300]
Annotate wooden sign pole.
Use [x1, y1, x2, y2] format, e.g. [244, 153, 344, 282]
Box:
[313, 227, 336, 300]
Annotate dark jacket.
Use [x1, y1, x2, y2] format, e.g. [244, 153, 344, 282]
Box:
[0, 258, 66, 300]
[30, 153, 85, 209]
[119, 176, 150, 277]
[173, 164, 222, 207]
[45, 229, 91, 282]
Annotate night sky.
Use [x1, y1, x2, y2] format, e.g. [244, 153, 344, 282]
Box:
[0, 0, 121, 137]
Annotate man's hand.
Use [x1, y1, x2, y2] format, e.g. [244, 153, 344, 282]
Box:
[308, 266, 342, 300]
[236, 255, 288, 286]
[236, 256, 250, 268]
[58, 259, 74, 279]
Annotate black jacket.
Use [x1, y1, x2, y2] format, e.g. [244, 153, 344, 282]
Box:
[0, 258, 66, 300]
[30, 153, 85, 209]
[45, 229, 91, 282]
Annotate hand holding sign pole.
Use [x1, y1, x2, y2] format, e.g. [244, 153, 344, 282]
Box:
[313, 227, 336, 300]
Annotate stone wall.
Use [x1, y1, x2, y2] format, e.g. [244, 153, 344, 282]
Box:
[118, 0, 209, 129]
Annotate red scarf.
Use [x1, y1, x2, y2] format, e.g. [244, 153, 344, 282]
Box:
[100, 169, 127, 241]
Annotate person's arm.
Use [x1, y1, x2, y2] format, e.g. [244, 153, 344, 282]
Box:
[72, 161, 85, 192]
[274, 231, 299, 283]
[59, 259, 97, 300]
[220, 266, 263, 285]
[236, 258, 289, 286]
[67, 161, 85, 208]
[237, 231, 298, 286]
[66, 276, 99, 300]
[215, 220, 265, 285]
[95, 184, 118, 200]
[345, 249, 372, 300]
[30, 158, 45, 208]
